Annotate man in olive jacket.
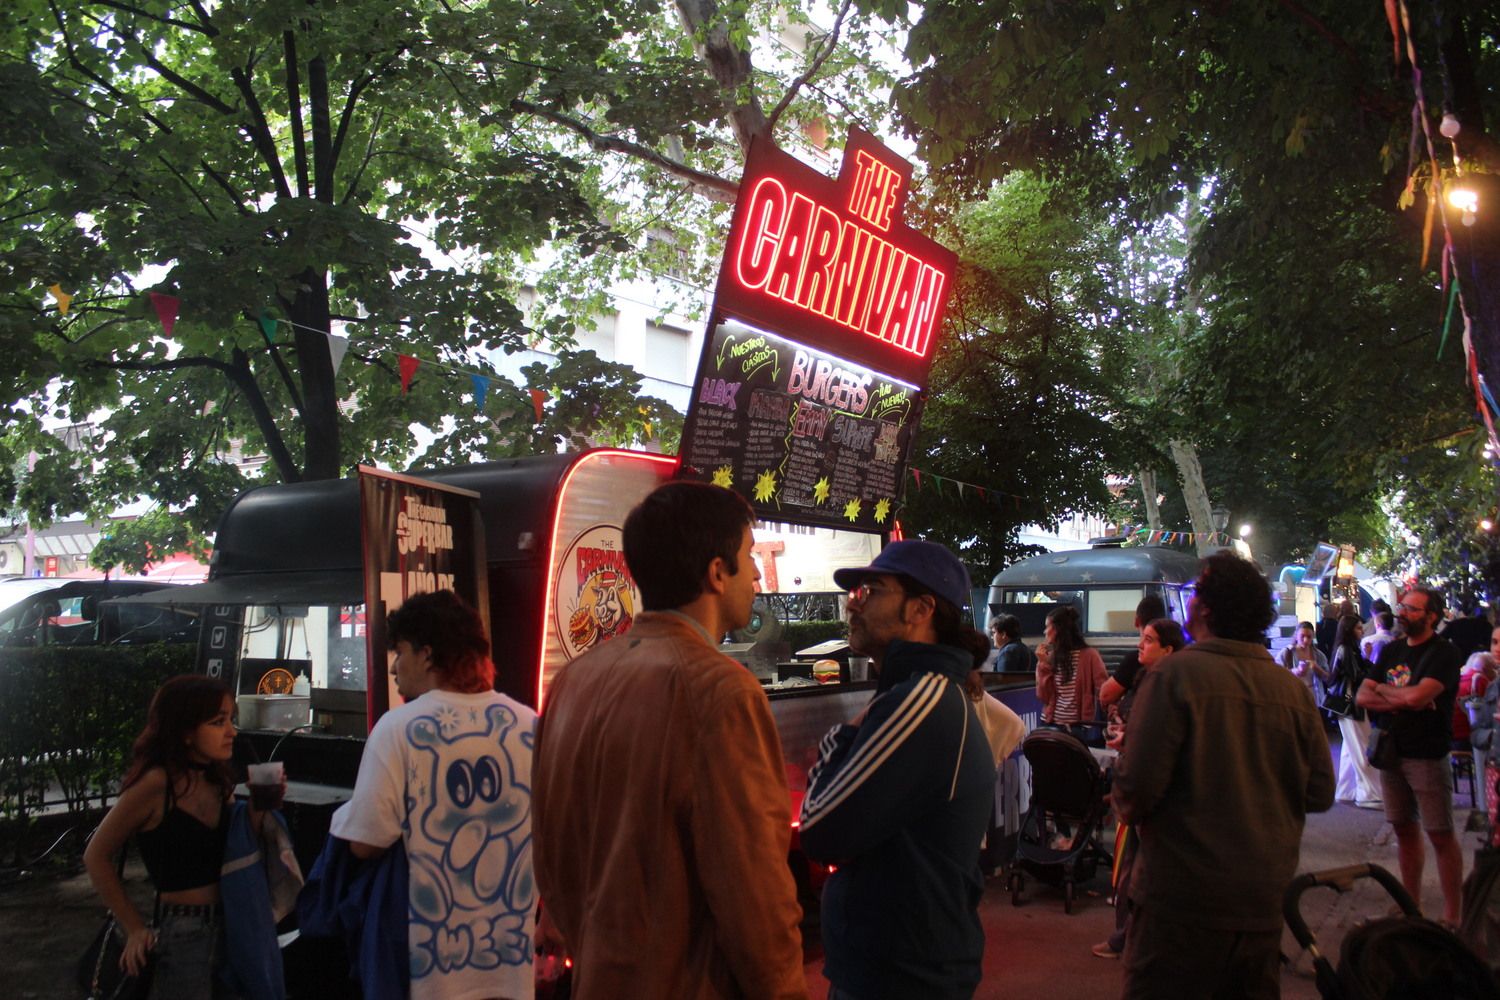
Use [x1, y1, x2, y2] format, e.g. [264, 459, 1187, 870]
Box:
[1112, 551, 1335, 1000]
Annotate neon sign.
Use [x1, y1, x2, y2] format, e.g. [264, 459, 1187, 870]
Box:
[713, 128, 957, 387]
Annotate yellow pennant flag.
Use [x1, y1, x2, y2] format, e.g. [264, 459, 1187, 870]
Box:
[48, 284, 72, 315]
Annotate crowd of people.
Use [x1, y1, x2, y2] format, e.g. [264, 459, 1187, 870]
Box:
[82, 484, 1489, 998]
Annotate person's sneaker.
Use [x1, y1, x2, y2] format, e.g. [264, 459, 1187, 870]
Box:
[1091, 942, 1120, 959]
[1355, 799, 1383, 810]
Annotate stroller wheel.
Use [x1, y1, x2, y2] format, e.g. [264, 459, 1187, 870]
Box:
[1064, 881, 1076, 914]
[1008, 871, 1024, 906]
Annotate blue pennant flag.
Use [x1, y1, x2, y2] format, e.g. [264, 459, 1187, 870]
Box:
[471, 373, 489, 412]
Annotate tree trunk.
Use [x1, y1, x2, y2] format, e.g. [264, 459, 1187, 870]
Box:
[1168, 440, 1217, 557]
[673, 0, 771, 154]
[1138, 468, 1162, 530]
[292, 269, 341, 480]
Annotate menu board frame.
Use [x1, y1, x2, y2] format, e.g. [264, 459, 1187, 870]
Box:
[680, 319, 924, 531]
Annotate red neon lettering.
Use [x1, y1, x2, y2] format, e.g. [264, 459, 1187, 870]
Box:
[863, 248, 912, 345]
[729, 168, 949, 361]
[906, 264, 946, 358]
[878, 253, 926, 351]
[848, 150, 902, 231]
[827, 222, 872, 329]
[766, 192, 815, 302]
[734, 177, 787, 290]
[796, 205, 843, 312]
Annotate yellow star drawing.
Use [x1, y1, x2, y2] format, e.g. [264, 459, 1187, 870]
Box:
[813, 477, 831, 504]
[711, 465, 734, 489]
[873, 498, 891, 524]
[753, 469, 778, 502]
[843, 498, 862, 522]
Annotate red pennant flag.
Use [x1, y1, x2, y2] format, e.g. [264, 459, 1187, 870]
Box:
[976, 486, 986, 501]
[912, 468, 922, 489]
[398, 354, 420, 394]
[150, 292, 179, 337]
[529, 388, 545, 422]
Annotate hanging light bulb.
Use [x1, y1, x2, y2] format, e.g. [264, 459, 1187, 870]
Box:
[1440, 113, 1461, 139]
[1448, 186, 1479, 213]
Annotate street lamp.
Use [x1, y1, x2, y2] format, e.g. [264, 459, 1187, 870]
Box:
[1239, 523, 1253, 539]
[1210, 506, 1229, 535]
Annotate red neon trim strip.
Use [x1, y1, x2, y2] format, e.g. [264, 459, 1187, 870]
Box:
[535, 449, 680, 711]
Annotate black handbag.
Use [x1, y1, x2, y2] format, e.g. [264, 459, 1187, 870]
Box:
[1366, 726, 1401, 771]
[78, 916, 153, 1000]
[1321, 690, 1355, 718]
[77, 842, 155, 1000]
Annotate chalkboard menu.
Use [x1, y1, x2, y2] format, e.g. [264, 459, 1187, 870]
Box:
[679, 319, 923, 531]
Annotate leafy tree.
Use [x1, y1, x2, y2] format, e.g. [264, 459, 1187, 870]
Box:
[888, 0, 1496, 568]
[900, 172, 1129, 579]
[0, 0, 895, 571]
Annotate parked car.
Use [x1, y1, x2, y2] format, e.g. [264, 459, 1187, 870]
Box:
[0, 580, 199, 647]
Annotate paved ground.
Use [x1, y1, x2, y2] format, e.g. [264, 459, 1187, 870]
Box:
[3, 744, 1487, 998]
[802, 752, 1490, 999]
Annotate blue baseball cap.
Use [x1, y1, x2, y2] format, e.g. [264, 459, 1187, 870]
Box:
[833, 540, 972, 611]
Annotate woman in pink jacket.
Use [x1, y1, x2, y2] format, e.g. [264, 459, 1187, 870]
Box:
[1036, 603, 1108, 744]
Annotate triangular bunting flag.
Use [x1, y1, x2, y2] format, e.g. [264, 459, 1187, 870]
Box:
[471, 373, 489, 412]
[956, 481, 966, 498]
[529, 388, 545, 423]
[48, 284, 72, 316]
[399, 354, 420, 394]
[150, 292, 179, 337]
[258, 311, 277, 342]
[976, 486, 986, 501]
[912, 469, 922, 489]
[327, 334, 349, 373]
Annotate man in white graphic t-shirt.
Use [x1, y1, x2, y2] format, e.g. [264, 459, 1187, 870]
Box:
[332, 590, 537, 1000]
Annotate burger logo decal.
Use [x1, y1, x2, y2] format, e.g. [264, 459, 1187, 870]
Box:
[554, 524, 639, 660]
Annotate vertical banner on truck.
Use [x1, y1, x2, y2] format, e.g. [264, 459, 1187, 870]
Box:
[358, 466, 488, 727]
[678, 127, 956, 529]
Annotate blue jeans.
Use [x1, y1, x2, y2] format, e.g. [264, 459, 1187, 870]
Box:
[148, 910, 241, 1000]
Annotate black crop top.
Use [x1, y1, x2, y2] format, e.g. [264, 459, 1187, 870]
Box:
[136, 797, 228, 893]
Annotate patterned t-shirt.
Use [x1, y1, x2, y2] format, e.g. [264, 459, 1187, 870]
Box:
[331, 689, 537, 1000]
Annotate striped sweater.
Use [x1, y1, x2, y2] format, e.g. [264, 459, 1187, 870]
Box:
[800, 640, 995, 1000]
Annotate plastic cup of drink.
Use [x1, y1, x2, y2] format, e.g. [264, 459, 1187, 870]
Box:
[247, 761, 285, 811]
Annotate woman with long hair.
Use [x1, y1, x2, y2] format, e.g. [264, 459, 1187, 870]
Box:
[1036, 604, 1108, 743]
[84, 675, 283, 998]
[1329, 614, 1381, 808]
[1280, 620, 1331, 706]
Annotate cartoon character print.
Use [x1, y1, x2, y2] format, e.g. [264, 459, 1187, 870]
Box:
[405, 701, 535, 981]
[567, 568, 635, 650]
[1385, 662, 1413, 688]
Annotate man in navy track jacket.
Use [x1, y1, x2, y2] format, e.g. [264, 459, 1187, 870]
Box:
[800, 540, 995, 1000]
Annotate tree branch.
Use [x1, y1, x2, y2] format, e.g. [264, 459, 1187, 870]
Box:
[199, 160, 252, 215]
[284, 32, 310, 198]
[157, 156, 217, 220]
[344, 109, 385, 202]
[331, 53, 405, 180]
[510, 99, 738, 202]
[766, 0, 854, 134]
[88, 0, 213, 35]
[88, 352, 301, 482]
[229, 63, 294, 199]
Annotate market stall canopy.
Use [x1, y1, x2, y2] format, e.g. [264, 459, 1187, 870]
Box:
[106, 569, 363, 608]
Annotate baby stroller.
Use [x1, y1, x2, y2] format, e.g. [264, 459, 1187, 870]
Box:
[1283, 863, 1500, 999]
[1005, 728, 1113, 914]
